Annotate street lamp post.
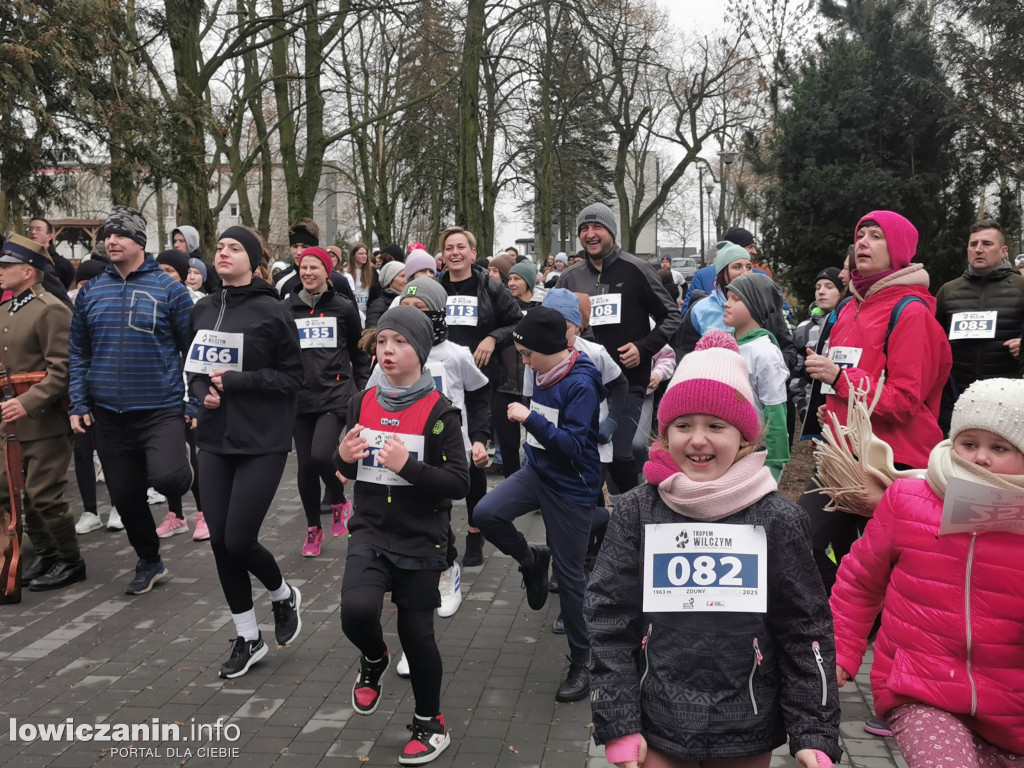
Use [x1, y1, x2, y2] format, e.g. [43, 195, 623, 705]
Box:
[705, 178, 716, 243]
[717, 150, 738, 240]
[698, 166, 706, 261]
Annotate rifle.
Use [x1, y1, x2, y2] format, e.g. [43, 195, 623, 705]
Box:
[0, 365, 27, 604]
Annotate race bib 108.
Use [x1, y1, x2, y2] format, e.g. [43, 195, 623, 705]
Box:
[185, 330, 244, 375]
[589, 293, 622, 326]
[643, 523, 767, 613]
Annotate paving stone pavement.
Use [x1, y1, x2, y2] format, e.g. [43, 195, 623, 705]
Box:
[0, 459, 906, 768]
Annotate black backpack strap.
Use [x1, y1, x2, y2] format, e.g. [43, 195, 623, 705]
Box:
[883, 296, 929, 360]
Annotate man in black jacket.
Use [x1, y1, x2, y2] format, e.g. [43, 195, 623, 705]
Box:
[27, 217, 75, 289]
[555, 203, 679, 493]
[935, 218, 1024, 433]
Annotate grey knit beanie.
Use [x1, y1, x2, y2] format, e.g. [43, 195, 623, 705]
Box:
[401, 277, 448, 313]
[576, 203, 617, 241]
[376, 306, 434, 366]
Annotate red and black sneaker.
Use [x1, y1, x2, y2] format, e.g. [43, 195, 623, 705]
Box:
[351, 649, 390, 715]
[399, 714, 450, 765]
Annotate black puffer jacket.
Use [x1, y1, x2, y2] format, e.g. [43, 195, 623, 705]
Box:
[189, 280, 303, 454]
[365, 287, 399, 329]
[439, 263, 523, 384]
[586, 483, 841, 763]
[287, 287, 370, 416]
[935, 265, 1024, 390]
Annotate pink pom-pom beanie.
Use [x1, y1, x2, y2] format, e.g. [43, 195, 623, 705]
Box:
[657, 330, 761, 441]
[855, 210, 918, 270]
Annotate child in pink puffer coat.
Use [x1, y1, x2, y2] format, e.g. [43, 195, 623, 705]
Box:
[831, 378, 1024, 767]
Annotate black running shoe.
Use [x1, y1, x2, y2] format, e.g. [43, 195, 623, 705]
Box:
[219, 635, 268, 679]
[271, 585, 302, 645]
[519, 545, 551, 610]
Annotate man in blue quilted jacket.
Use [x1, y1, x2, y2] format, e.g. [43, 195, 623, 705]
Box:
[69, 206, 196, 596]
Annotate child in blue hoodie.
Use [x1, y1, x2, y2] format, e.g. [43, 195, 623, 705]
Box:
[474, 307, 605, 704]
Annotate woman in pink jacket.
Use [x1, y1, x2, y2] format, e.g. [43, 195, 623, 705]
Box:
[831, 378, 1024, 767]
[802, 211, 952, 608]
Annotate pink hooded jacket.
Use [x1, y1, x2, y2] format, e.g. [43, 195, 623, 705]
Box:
[827, 264, 952, 469]
[830, 478, 1024, 754]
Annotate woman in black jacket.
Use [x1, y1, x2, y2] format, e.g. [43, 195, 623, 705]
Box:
[188, 226, 304, 680]
[437, 226, 522, 564]
[288, 247, 370, 557]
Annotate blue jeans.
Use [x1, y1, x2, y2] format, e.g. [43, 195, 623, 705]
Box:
[474, 465, 592, 663]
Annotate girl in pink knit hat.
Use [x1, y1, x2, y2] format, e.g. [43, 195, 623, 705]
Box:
[586, 330, 839, 768]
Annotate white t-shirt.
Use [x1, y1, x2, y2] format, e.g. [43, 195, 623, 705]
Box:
[345, 270, 371, 325]
[523, 336, 621, 463]
[737, 333, 789, 409]
[367, 339, 487, 451]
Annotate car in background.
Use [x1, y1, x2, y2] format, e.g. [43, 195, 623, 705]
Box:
[671, 257, 699, 281]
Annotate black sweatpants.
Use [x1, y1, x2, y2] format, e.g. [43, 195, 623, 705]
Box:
[341, 552, 443, 718]
[293, 412, 346, 528]
[73, 426, 97, 513]
[199, 451, 287, 614]
[93, 407, 193, 563]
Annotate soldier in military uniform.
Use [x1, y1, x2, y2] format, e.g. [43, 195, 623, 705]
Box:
[0, 234, 84, 590]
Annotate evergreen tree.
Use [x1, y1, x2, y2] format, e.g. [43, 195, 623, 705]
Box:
[757, 0, 970, 303]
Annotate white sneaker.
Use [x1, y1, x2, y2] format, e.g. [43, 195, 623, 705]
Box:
[75, 510, 103, 535]
[147, 488, 167, 505]
[396, 651, 410, 678]
[437, 563, 462, 618]
[106, 508, 124, 531]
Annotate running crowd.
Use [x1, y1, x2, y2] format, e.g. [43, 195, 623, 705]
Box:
[0, 204, 1022, 768]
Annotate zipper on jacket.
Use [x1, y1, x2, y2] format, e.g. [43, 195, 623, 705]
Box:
[964, 533, 978, 716]
[812, 641, 828, 707]
[638, 624, 653, 693]
[213, 288, 228, 331]
[748, 637, 762, 715]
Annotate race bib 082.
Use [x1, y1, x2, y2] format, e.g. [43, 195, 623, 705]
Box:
[643, 523, 767, 613]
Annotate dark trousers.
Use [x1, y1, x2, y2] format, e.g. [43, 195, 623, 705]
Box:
[341, 554, 442, 717]
[492, 391, 523, 477]
[609, 385, 647, 493]
[72, 426, 97, 513]
[169, 428, 202, 518]
[93, 407, 192, 563]
[474, 465, 592, 663]
[199, 451, 287, 614]
[293, 412, 345, 528]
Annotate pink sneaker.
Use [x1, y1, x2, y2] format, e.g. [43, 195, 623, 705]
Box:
[302, 526, 325, 557]
[156, 511, 188, 538]
[192, 512, 210, 541]
[331, 501, 352, 537]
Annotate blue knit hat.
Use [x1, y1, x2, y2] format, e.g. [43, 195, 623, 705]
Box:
[541, 288, 583, 328]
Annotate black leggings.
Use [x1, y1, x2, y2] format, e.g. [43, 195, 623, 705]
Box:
[199, 452, 287, 614]
[341, 555, 442, 717]
[492, 391, 522, 477]
[293, 412, 345, 528]
[170, 429, 202, 518]
[466, 464, 486, 528]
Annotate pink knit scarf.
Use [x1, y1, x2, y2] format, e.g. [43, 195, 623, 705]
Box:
[536, 347, 579, 389]
[643, 447, 778, 521]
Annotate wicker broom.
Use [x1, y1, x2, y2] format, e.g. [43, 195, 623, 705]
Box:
[808, 372, 922, 517]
